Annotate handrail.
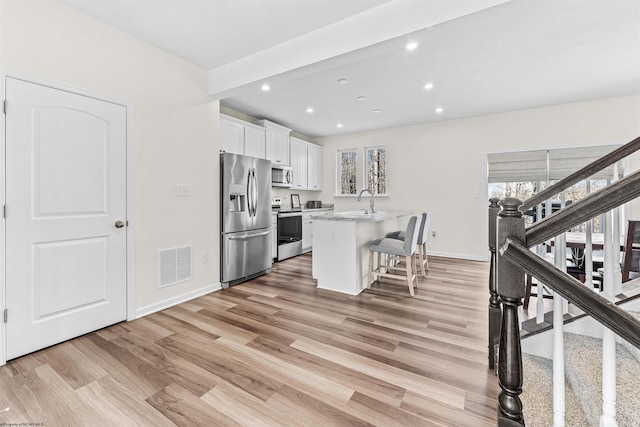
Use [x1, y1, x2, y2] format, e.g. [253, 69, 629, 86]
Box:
[526, 168, 640, 247]
[501, 238, 640, 349]
[521, 135, 640, 211]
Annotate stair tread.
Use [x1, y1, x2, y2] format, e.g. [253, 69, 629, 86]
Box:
[522, 353, 590, 427]
[621, 311, 640, 363]
[564, 332, 640, 427]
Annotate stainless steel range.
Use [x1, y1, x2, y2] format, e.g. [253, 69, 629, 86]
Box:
[272, 197, 302, 261]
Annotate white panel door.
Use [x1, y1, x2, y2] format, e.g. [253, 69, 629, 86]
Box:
[5, 77, 127, 360]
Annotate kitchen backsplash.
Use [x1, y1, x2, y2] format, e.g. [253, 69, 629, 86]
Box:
[272, 188, 324, 209]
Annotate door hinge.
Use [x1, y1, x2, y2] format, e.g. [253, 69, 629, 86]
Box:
[3, 100, 6, 115]
[2, 205, 5, 219]
[3, 309, 7, 323]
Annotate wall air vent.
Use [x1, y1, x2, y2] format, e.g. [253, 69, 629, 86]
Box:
[158, 245, 192, 288]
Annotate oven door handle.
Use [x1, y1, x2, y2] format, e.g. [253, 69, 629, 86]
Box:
[228, 230, 271, 241]
[278, 212, 303, 218]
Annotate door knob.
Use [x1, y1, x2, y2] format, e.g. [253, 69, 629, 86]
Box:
[115, 221, 125, 228]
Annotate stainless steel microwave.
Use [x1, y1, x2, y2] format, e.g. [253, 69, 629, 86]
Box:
[271, 164, 293, 188]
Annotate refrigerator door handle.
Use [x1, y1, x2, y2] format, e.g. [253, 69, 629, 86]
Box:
[247, 168, 253, 217]
[252, 168, 258, 217]
[246, 169, 253, 217]
[228, 230, 270, 240]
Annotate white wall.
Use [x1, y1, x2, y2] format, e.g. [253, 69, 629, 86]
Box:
[315, 95, 640, 261]
[0, 1, 220, 314]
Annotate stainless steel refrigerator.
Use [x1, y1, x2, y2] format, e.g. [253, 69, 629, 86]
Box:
[220, 152, 272, 287]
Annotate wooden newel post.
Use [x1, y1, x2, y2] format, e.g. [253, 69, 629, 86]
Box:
[488, 197, 501, 370]
[496, 197, 526, 427]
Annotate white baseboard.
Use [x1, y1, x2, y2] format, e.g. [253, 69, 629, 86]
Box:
[428, 251, 489, 262]
[135, 283, 222, 319]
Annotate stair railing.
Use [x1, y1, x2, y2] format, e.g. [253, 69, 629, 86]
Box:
[488, 135, 640, 426]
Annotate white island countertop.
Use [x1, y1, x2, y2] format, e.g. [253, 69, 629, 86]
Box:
[314, 210, 411, 222]
[312, 211, 412, 295]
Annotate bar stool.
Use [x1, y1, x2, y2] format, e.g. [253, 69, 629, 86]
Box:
[367, 215, 422, 296]
[386, 212, 431, 276]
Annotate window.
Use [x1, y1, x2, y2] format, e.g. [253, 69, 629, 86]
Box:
[487, 145, 623, 231]
[365, 146, 387, 195]
[337, 149, 358, 195]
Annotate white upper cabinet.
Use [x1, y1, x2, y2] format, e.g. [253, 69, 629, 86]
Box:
[307, 143, 323, 191]
[256, 120, 291, 166]
[244, 125, 266, 159]
[220, 116, 244, 154]
[220, 114, 266, 158]
[290, 137, 308, 190]
[221, 115, 321, 189]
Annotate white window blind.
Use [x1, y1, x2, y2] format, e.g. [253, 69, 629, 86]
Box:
[548, 145, 623, 180]
[488, 145, 622, 183]
[487, 150, 547, 183]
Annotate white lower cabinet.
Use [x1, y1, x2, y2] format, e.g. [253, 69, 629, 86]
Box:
[302, 218, 313, 253]
[271, 213, 278, 260]
[302, 209, 332, 253]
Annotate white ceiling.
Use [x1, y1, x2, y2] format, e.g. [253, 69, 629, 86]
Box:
[63, 0, 640, 138]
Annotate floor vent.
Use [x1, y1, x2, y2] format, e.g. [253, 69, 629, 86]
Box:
[158, 245, 192, 288]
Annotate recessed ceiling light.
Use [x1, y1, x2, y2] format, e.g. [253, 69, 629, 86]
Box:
[337, 123, 343, 128]
[337, 78, 349, 85]
[406, 42, 418, 51]
[261, 84, 270, 92]
[373, 109, 382, 113]
[435, 107, 444, 114]
[423, 82, 434, 90]
[306, 107, 314, 114]
[357, 96, 367, 101]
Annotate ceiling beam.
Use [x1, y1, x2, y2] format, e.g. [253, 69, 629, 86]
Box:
[207, 0, 512, 100]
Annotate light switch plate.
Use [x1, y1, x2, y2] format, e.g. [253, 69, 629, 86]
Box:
[176, 184, 192, 197]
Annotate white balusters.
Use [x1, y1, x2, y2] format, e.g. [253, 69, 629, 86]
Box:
[585, 219, 594, 288]
[553, 218, 567, 427]
[553, 293, 566, 427]
[612, 164, 622, 295]
[536, 202, 545, 324]
[600, 209, 618, 427]
[585, 179, 594, 290]
[613, 206, 622, 295]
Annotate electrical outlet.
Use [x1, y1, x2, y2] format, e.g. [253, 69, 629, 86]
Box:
[432, 231, 437, 237]
[176, 184, 192, 197]
[201, 251, 209, 264]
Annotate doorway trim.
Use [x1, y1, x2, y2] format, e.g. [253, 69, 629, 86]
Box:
[0, 70, 136, 366]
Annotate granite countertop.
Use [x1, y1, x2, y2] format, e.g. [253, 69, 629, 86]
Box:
[302, 205, 334, 212]
[316, 211, 411, 222]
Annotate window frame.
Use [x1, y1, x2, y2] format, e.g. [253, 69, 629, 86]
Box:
[336, 148, 358, 197]
[364, 145, 388, 197]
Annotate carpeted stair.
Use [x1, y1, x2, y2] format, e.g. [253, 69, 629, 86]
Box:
[522, 331, 640, 426]
[620, 311, 640, 363]
[522, 353, 589, 427]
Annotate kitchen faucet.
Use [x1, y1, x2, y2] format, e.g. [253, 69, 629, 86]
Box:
[357, 188, 376, 213]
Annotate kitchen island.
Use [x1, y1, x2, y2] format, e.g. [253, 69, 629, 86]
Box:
[312, 211, 411, 295]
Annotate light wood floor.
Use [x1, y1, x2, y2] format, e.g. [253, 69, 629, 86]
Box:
[0, 254, 498, 426]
